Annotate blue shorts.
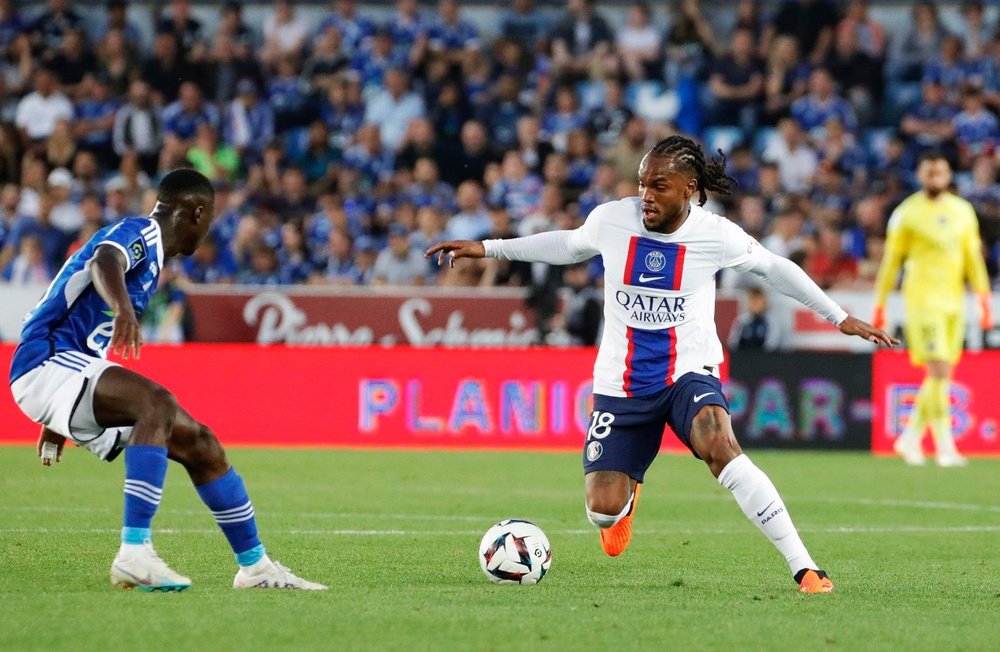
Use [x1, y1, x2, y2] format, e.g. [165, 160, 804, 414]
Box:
[582, 372, 730, 483]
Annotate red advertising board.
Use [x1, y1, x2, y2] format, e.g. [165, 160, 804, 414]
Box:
[181, 287, 739, 348]
[0, 344, 698, 453]
[872, 350, 1000, 456]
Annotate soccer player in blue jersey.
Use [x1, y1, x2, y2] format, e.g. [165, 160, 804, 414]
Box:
[9, 169, 326, 591]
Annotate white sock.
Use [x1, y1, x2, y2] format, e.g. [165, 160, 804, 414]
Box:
[717, 454, 817, 576]
[245, 554, 273, 574]
[118, 542, 149, 556]
[586, 490, 634, 529]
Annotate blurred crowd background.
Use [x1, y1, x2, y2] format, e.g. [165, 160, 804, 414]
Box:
[3, 0, 1000, 344]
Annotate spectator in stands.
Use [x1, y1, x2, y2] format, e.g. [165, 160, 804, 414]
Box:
[46, 26, 95, 94]
[589, 77, 632, 150]
[550, 0, 615, 82]
[708, 27, 764, 131]
[954, 86, 999, 169]
[45, 120, 76, 171]
[321, 75, 365, 150]
[489, 151, 542, 222]
[728, 287, 787, 351]
[74, 75, 118, 164]
[0, 0, 26, 52]
[605, 114, 648, 184]
[763, 36, 810, 125]
[98, 28, 138, 98]
[479, 75, 529, 152]
[617, 2, 662, 81]
[762, 209, 806, 258]
[410, 205, 445, 255]
[315, 226, 356, 284]
[223, 79, 274, 162]
[901, 80, 957, 162]
[187, 123, 239, 183]
[274, 167, 315, 223]
[112, 80, 163, 176]
[514, 115, 553, 177]
[429, 0, 480, 63]
[316, 0, 375, 54]
[145, 30, 193, 105]
[826, 22, 881, 125]
[765, 0, 840, 65]
[389, 0, 430, 68]
[542, 84, 589, 152]
[372, 223, 427, 286]
[364, 67, 425, 152]
[46, 167, 82, 234]
[351, 233, 377, 284]
[105, 152, 150, 213]
[404, 157, 454, 212]
[101, 0, 142, 52]
[836, 0, 885, 61]
[30, 0, 83, 59]
[156, 0, 206, 64]
[923, 36, 970, 95]
[0, 126, 18, 185]
[447, 180, 491, 241]
[65, 196, 104, 258]
[763, 118, 817, 194]
[238, 242, 283, 285]
[212, 6, 252, 61]
[303, 26, 350, 92]
[500, 0, 546, 50]
[441, 120, 491, 187]
[163, 81, 221, 148]
[966, 155, 1000, 227]
[578, 162, 618, 217]
[816, 116, 867, 187]
[959, 1, 993, 60]
[205, 32, 258, 105]
[277, 221, 313, 283]
[15, 67, 73, 149]
[664, 0, 718, 84]
[260, 0, 308, 70]
[790, 68, 857, 137]
[4, 190, 65, 272]
[141, 262, 189, 343]
[559, 262, 603, 346]
[807, 225, 858, 289]
[1, 33, 33, 102]
[564, 129, 597, 191]
[2, 234, 51, 284]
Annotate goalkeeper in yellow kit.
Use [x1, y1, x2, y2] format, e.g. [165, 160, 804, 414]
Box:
[873, 151, 993, 467]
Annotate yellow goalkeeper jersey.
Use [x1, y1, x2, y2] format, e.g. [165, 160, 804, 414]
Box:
[874, 190, 990, 314]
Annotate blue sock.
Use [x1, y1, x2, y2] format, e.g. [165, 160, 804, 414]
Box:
[195, 467, 265, 566]
[121, 445, 168, 544]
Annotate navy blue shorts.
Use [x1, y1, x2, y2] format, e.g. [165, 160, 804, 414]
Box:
[582, 372, 730, 483]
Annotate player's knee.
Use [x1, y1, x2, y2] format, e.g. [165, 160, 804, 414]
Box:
[188, 425, 226, 464]
[690, 406, 741, 477]
[144, 387, 178, 430]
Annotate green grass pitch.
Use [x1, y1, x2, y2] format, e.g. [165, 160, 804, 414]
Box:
[1, 446, 998, 651]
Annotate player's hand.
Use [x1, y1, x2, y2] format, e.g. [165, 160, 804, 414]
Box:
[871, 305, 886, 331]
[839, 315, 899, 347]
[424, 241, 486, 268]
[37, 427, 65, 467]
[978, 294, 993, 330]
[110, 311, 142, 360]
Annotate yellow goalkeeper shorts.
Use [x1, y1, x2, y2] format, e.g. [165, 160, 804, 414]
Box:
[904, 311, 964, 366]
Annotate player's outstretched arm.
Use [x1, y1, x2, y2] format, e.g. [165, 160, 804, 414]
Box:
[90, 244, 142, 359]
[837, 315, 899, 347]
[425, 240, 486, 268]
[37, 426, 66, 466]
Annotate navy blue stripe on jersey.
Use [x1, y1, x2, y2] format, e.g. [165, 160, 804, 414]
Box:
[61, 351, 94, 366]
[622, 237, 687, 291]
[50, 358, 87, 373]
[622, 326, 676, 397]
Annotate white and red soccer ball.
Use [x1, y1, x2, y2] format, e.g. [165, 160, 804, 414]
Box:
[478, 519, 552, 585]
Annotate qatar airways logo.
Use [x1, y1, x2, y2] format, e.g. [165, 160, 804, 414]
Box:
[614, 290, 686, 324]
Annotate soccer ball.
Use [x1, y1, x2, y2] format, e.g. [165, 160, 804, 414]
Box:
[478, 519, 552, 585]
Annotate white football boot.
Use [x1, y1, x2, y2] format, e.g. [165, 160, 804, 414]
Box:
[233, 559, 327, 590]
[111, 542, 192, 592]
[893, 435, 925, 466]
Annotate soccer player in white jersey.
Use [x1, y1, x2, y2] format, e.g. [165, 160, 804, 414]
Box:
[428, 136, 896, 593]
[9, 169, 325, 591]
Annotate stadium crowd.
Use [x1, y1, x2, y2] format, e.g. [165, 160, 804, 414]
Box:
[2, 0, 1000, 317]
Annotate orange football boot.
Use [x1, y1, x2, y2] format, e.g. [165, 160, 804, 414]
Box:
[798, 569, 834, 594]
[599, 484, 641, 557]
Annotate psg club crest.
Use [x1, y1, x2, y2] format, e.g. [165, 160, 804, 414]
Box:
[645, 250, 666, 272]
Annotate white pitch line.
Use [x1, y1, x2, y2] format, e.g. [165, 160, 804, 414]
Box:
[2, 525, 999, 536]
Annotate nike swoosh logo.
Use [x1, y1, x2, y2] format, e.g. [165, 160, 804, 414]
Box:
[638, 274, 665, 283]
[756, 500, 776, 517]
[693, 392, 715, 403]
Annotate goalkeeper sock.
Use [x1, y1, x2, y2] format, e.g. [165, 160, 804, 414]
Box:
[195, 467, 265, 567]
[718, 454, 817, 577]
[903, 378, 934, 442]
[929, 378, 957, 454]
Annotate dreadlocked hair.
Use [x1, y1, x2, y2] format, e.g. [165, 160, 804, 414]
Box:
[647, 135, 737, 205]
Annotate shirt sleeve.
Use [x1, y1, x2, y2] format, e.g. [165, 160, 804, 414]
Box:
[873, 206, 909, 305]
[721, 220, 847, 325]
[483, 202, 605, 264]
[95, 220, 152, 272]
[963, 204, 991, 295]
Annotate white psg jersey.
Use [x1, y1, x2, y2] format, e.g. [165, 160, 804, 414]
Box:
[484, 197, 847, 399]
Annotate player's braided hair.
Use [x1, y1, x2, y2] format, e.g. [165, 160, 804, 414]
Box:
[647, 135, 737, 206]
